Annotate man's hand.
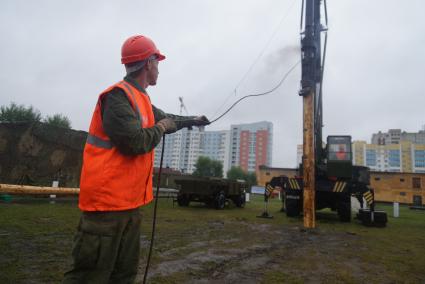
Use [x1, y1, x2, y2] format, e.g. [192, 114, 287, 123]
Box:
[191, 115, 210, 126]
[169, 116, 210, 131]
[156, 118, 177, 134]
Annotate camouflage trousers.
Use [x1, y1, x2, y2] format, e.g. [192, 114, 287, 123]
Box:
[63, 208, 142, 284]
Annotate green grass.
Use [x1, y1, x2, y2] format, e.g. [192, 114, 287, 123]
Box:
[0, 196, 424, 283]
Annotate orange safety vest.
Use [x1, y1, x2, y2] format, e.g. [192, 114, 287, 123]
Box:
[79, 81, 155, 211]
[336, 151, 346, 160]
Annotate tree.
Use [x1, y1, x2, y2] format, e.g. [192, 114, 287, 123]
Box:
[246, 171, 257, 185]
[44, 114, 72, 129]
[226, 166, 246, 181]
[193, 156, 223, 178]
[0, 102, 41, 123]
[210, 159, 223, 178]
[226, 166, 257, 185]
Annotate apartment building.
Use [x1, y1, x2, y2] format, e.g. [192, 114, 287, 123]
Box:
[154, 127, 202, 174]
[353, 140, 425, 173]
[200, 130, 231, 175]
[229, 121, 273, 173]
[154, 121, 273, 175]
[372, 127, 425, 145]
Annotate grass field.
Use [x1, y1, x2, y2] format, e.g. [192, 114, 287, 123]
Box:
[0, 195, 424, 283]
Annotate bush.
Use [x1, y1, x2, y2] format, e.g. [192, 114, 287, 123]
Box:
[44, 114, 71, 129]
[0, 102, 41, 123]
[0, 102, 72, 129]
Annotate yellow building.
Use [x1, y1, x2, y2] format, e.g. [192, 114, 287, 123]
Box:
[353, 141, 366, 166]
[371, 171, 424, 205]
[257, 165, 297, 186]
[352, 140, 425, 173]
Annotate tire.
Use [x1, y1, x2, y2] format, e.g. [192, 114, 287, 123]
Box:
[337, 200, 351, 222]
[233, 194, 246, 208]
[285, 198, 301, 217]
[214, 191, 226, 210]
[177, 194, 190, 207]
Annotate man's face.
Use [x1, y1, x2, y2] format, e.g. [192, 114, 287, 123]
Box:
[147, 58, 159, 86]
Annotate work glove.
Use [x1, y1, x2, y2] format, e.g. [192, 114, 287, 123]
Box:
[175, 116, 211, 131]
[191, 116, 210, 127]
[156, 118, 177, 134]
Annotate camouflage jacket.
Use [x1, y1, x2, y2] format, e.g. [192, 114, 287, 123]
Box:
[101, 76, 191, 155]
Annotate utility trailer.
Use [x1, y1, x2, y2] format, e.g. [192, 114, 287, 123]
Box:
[267, 136, 387, 226]
[174, 177, 247, 209]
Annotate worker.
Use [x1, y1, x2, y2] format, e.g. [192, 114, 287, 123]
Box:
[336, 144, 347, 160]
[63, 35, 210, 283]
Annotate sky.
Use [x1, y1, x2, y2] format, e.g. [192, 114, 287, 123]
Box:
[1, 0, 424, 168]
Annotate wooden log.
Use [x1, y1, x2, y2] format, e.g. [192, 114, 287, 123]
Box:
[303, 89, 316, 228]
[0, 184, 79, 195]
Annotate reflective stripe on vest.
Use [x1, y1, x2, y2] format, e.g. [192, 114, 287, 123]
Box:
[86, 133, 113, 149]
[122, 82, 142, 122]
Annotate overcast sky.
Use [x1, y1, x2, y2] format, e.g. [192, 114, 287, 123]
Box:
[1, 0, 424, 167]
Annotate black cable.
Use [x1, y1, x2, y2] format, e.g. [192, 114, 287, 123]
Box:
[211, 0, 298, 119]
[324, 0, 328, 26]
[209, 60, 300, 124]
[300, 0, 305, 31]
[142, 46, 300, 284]
[143, 134, 165, 284]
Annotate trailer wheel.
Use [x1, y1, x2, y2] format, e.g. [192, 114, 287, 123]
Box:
[214, 191, 226, 209]
[233, 194, 245, 208]
[337, 200, 351, 222]
[177, 194, 190, 207]
[286, 198, 300, 217]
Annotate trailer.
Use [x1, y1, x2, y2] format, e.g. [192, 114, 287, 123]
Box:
[174, 177, 247, 209]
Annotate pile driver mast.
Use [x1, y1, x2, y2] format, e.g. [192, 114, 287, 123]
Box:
[299, 0, 327, 228]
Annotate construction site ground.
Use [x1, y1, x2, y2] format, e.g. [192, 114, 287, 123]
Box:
[0, 195, 424, 283]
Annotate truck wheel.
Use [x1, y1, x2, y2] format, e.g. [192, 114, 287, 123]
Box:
[214, 191, 226, 210]
[286, 198, 300, 217]
[233, 194, 246, 208]
[177, 194, 190, 207]
[337, 200, 351, 222]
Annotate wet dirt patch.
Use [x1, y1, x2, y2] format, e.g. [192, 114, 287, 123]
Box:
[141, 220, 371, 283]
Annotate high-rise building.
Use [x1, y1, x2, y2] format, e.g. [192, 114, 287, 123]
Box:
[372, 127, 425, 145]
[200, 130, 231, 175]
[352, 140, 425, 173]
[154, 128, 202, 174]
[229, 121, 273, 173]
[154, 121, 273, 175]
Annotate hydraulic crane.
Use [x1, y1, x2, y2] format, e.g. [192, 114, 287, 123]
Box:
[266, 0, 387, 228]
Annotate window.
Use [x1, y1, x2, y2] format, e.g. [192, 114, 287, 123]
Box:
[366, 150, 377, 167]
[374, 177, 381, 181]
[400, 192, 406, 196]
[413, 177, 421, 189]
[414, 150, 425, 168]
[400, 178, 405, 182]
[266, 172, 270, 176]
[388, 150, 400, 167]
[327, 136, 352, 161]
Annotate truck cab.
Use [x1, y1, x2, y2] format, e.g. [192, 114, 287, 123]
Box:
[326, 135, 353, 179]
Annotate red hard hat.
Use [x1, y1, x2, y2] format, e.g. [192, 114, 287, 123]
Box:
[121, 35, 166, 64]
